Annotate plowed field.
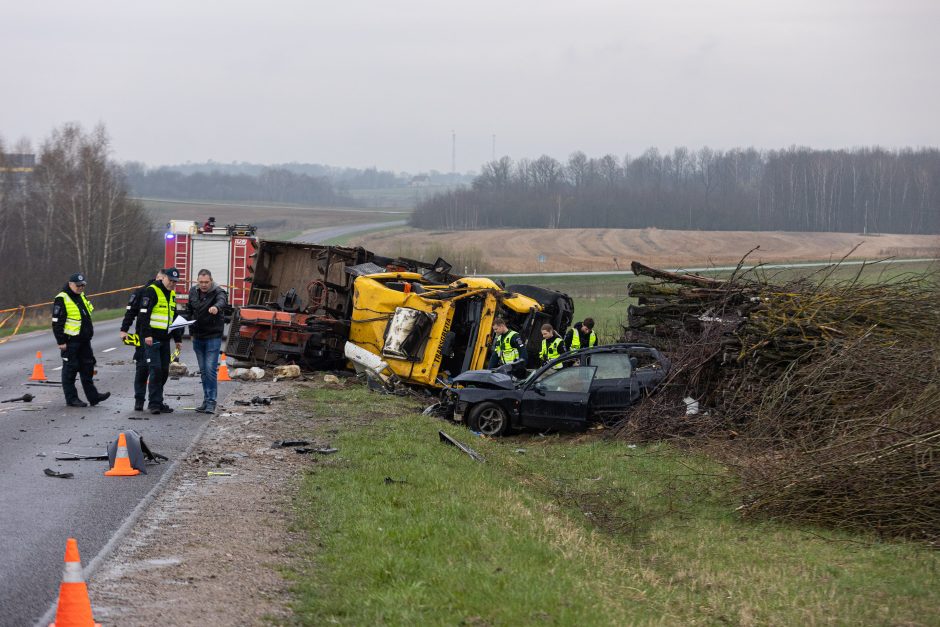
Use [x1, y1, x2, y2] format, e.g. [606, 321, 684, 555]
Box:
[352, 227, 940, 273]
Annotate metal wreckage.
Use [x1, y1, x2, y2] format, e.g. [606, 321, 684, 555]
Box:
[223, 239, 574, 390]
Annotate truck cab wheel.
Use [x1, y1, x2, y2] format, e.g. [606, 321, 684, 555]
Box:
[468, 402, 510, 436]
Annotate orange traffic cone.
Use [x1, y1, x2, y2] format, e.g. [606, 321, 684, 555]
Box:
[30, 351, 47, 381]
[104, 432, 140, 477]
[49, 537, 101, 627]
[217, 352, 232, 382]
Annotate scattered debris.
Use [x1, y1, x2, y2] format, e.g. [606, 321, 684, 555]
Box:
[273, 364, 301, 379]
[323, 374, 341, 385]
[55, 451, 109, 461]
[271, 439, 309, 449]
[438, 430, 485, 462]
[383, 477, 407, 484]
[294, 447, 338, 455]
[44, 468, 74, 479]
[207, 471, 232, 477]
[168, 361, 188, 377]
[2, 393, 34, 403]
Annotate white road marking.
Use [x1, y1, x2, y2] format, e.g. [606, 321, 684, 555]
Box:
[102, 347, 117, 353]
[52, 366, 63, 371]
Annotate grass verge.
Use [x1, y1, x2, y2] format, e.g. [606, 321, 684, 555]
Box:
[289, 384, 940, 626]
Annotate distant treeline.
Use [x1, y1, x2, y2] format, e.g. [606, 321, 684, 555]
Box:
[125, 164, 358, 206]
[0, 124, 161, 309]
[411, 147, 940, 234]
[134, 162, 475, 190]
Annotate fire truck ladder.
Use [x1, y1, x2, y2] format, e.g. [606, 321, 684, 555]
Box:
[232, 238, 248, 305]
[174, 235, 190, 282]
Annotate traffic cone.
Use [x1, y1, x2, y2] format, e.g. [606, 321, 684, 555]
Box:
[217, 352, 232, 382]
[30, 351, 47, 381]
[104, 432, 140, 477]
[49, 537, 101, 627]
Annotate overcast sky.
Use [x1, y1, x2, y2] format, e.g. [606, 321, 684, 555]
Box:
[2, 0, 938, 173]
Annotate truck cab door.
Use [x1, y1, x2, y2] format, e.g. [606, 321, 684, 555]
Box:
[519, 366, 596, 431]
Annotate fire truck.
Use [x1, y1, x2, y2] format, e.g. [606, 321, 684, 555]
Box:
[163, 219, 259, 307]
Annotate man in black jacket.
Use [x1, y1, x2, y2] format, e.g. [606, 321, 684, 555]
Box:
[120, 271, 163, 411]
[51, 272, 110, 408]
[138, 268, 184, 414]
[186, 269, 228, 413]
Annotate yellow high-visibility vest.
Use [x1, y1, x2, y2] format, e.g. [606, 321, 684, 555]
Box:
[148, 284, 176, 330]
[55, 291, 94, 336]
[569, 329, 597, 350]
[540, 336, 564, 368]
[494, 330, 520, 364]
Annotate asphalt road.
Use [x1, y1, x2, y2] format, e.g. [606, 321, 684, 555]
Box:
[292, 219, 407, 244]
[0, 318, 231, 626]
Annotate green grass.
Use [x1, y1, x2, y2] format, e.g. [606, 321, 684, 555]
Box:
[289, 385, 940, 626]
[0, 307, 125, 339]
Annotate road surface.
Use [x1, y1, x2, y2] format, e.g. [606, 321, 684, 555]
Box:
[0, 318, 231, 626]
[292, 219, 407, 244]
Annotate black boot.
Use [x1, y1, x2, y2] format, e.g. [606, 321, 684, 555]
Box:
[90, 391, 110, 406]
[134, 401, 144, 412]
[67, 399, 88, 408]
[159, 404, 174, 414]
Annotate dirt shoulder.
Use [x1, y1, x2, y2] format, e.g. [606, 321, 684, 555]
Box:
[89, 378, 328, 626]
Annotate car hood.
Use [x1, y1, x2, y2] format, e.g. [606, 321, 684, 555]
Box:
[452, 369, 517, 390]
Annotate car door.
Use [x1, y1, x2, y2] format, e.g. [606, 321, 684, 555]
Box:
[585, 353, 640, 411]
[519, 366, 596, 430]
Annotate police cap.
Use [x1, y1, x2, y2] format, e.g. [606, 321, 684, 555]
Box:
[68, 272, 87, 286]
[162, 268, 181, 282]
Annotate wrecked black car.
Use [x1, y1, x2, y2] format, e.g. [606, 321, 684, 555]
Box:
[430, 343, 671, 436]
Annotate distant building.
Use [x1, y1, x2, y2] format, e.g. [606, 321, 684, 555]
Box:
[409, 174, 430, 188]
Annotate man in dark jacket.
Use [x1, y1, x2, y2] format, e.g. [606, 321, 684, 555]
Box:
[120, 271, 163, 411]
[186, 269, 228, 413]
[52, 272, 110, 408]
[564, 318, 599, 353]
[138, 268, 184, 414]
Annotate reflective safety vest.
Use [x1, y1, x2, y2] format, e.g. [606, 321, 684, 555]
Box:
[56, 291, 94, 336]
[540, 336, 564, 368]
[569, 329, 597, 350]
[148, 284, 176, 330]
[494, 330, 520, 364]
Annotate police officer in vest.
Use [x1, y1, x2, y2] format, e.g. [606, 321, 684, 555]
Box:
[52, 272, 110, 408]
[565, 317, 599, 353]
[488, 317, 528, 378]
[137, 267, 184, 414]
[120, 270, 164, 411]
[538, 323, 566, 368]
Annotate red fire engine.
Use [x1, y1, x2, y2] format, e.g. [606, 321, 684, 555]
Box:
[164, 219, 258, 307]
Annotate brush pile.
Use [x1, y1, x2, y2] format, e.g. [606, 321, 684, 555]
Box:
[616, 256, 940, 544]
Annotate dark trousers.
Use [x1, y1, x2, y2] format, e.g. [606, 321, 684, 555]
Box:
[133, 346, 149, 403]
[145, 340, 171, 408]
[61, 340, 101, 404]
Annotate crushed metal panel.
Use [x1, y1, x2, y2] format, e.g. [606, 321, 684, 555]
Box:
[382, 307, 437, 360]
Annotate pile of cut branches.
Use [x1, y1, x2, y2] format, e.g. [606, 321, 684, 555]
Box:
[614, 253, 940, 543]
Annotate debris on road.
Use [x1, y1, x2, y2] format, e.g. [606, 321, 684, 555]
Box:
[2, 393, 34, 403]
[43, 468, 74, 479]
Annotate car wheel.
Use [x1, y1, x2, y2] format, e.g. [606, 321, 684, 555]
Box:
[468, 402, 509, 436]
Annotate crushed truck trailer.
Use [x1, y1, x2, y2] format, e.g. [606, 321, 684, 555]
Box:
[224, 239, 574, 388]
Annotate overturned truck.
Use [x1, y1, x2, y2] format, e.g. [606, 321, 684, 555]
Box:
[224, 240, 574, 388]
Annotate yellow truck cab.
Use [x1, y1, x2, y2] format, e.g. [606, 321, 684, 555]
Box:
[349, 273, 546, 388]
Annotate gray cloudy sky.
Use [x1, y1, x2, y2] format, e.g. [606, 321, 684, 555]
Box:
[2, 0, 938, 173]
